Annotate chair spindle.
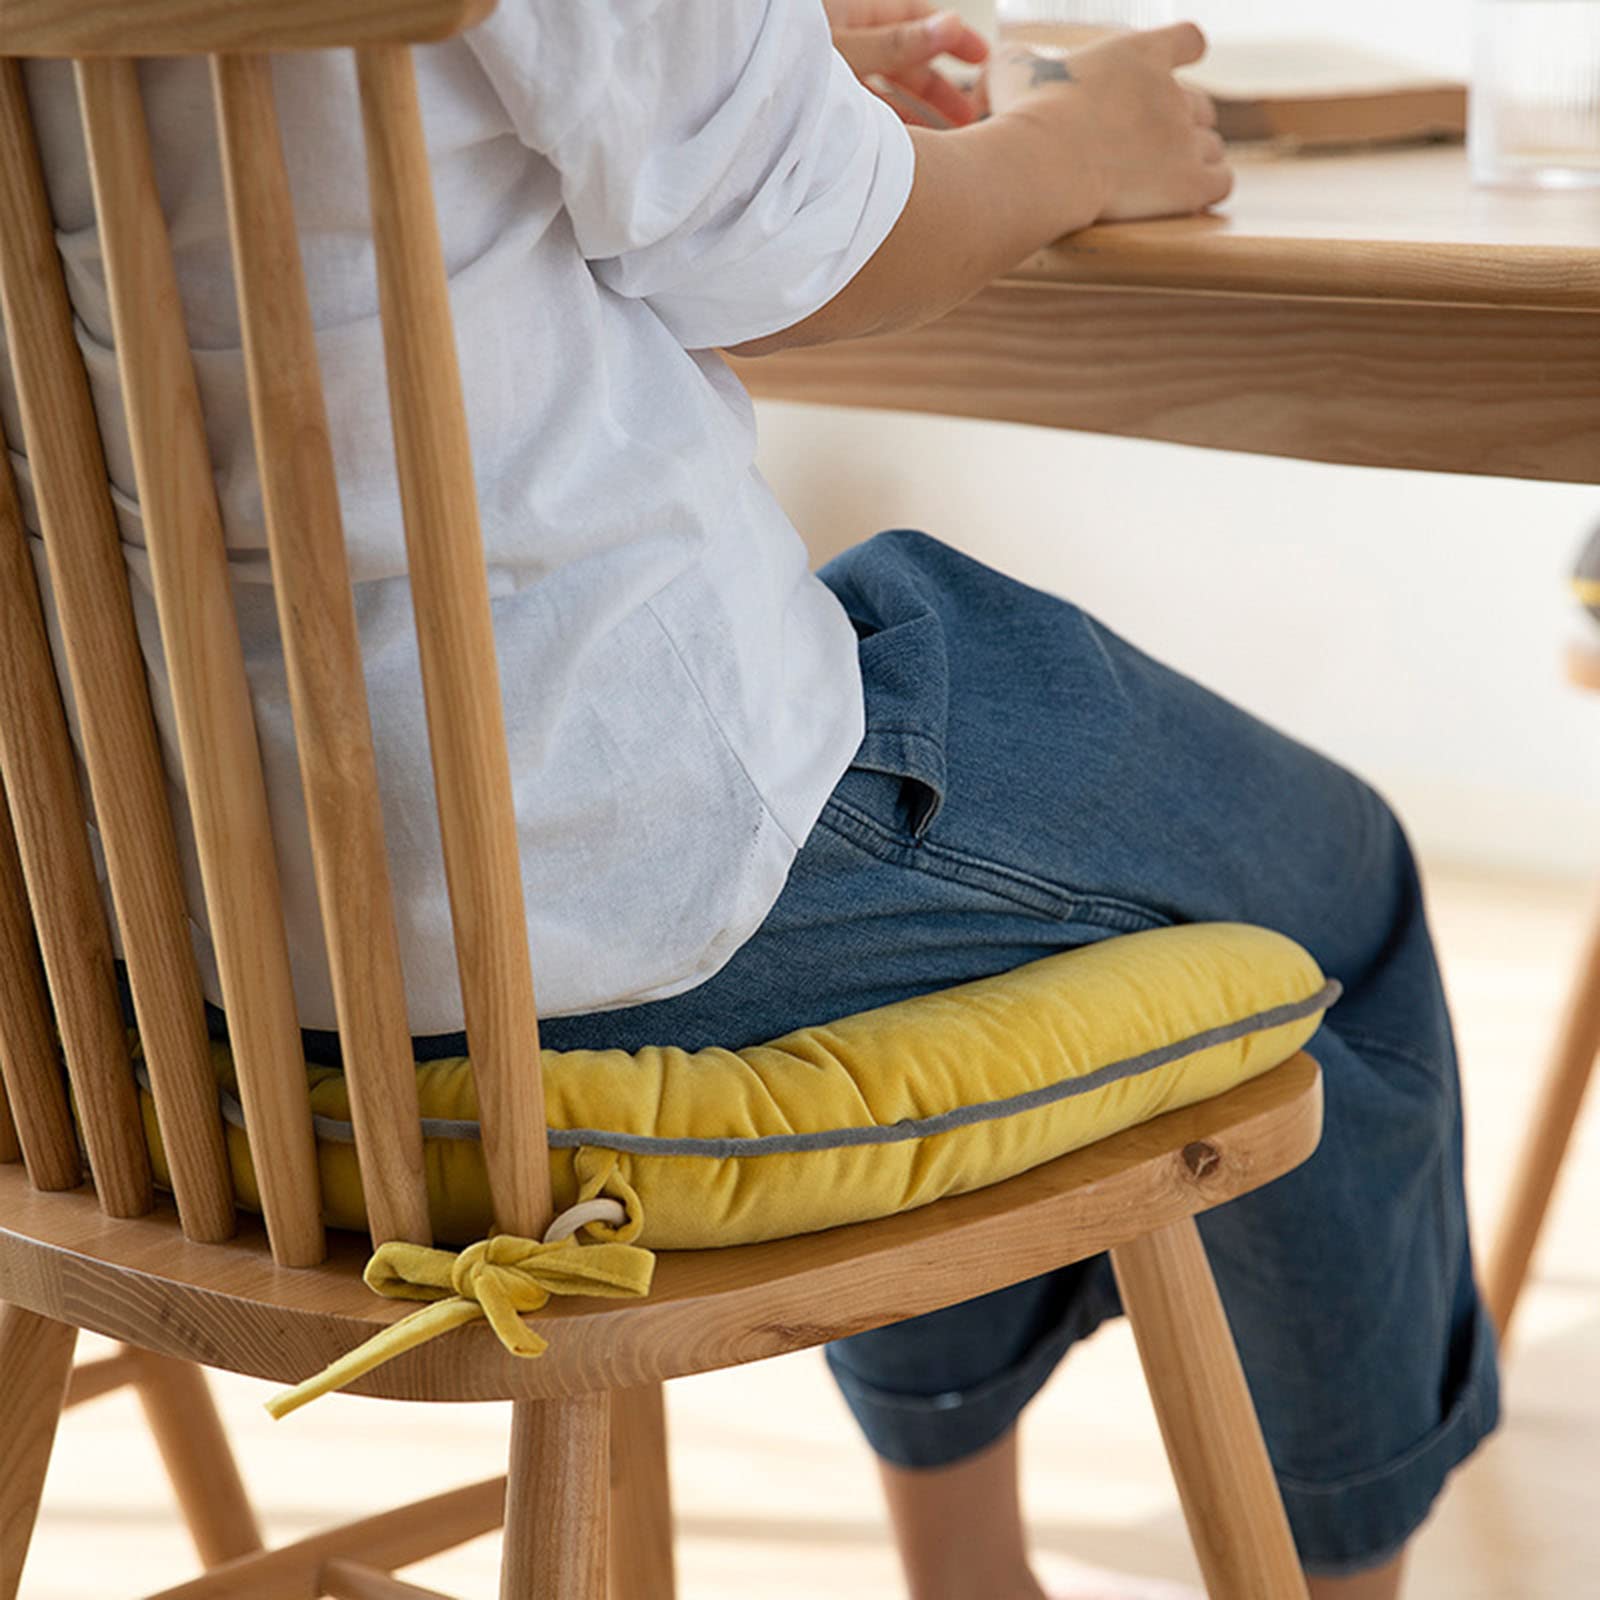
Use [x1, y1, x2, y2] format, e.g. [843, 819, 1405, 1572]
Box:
[0, 1076, 19, 1167]
[75, 56, 325, 1266]
[356, 44, 552, 1238]
[0, 59, 238, 1240]
[211, 49, 431, 1249]
[0, 761, 79, 1193]
[0, 317, 150, 1215]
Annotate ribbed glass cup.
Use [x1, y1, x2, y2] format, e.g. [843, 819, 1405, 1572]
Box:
[995, 0, 1177, 48]
[1471, 0, 1600, 188]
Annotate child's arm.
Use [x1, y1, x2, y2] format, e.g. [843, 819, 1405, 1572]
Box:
[734, 24, 1228, 356]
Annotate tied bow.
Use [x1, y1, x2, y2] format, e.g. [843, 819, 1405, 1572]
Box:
[267, 1176, 655, 1419]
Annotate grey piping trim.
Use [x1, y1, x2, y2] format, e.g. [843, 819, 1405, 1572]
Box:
[139, 980, 1339, 1162]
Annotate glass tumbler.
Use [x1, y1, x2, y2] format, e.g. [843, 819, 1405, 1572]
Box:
[995, 0, 1177, 50]
[1470, 0, 1600, 188]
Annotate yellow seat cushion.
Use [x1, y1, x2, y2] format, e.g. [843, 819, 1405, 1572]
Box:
[136, 921, 1336, 1250]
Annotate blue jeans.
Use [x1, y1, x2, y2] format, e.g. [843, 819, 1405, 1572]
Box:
[447, 530, 1497, 1576]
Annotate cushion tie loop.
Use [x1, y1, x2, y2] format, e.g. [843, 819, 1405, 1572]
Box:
[265, 1184, 655, 1421]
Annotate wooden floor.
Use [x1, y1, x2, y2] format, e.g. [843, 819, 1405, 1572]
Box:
[20, 861, 1600, 1599]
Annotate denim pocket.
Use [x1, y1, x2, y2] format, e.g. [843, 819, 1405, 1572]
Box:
[851, 731, 945, 839]
[823, 532, 952, 841]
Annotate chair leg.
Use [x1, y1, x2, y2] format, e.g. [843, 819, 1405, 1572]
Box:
[1111, 1217, 1308, 1600]
[1484, 894, 1600, 1342]
[0, 1303, 78, 1600]
[502, 1394, 610, 1600]
[130, 1347, 264, 1566]
[608, 1383, 676, 1600]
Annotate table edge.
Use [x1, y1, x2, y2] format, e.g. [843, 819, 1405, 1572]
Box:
[1017, 230, 1600, 313]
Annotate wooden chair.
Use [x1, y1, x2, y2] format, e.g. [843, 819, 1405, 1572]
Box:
[1484, 641, 1600, 1341]
[0, 3, 1324, 1596]
[57, 1340, 263, 1569]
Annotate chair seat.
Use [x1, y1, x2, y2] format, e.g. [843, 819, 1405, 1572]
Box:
[0, 1054, 1320, 1405]
[143, 922, 1336, 1252]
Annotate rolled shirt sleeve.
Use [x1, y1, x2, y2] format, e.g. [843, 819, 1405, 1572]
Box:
[465, 0, 915, 349]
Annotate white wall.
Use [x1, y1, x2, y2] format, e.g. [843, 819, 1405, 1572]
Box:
[756, 0, 1600, 879]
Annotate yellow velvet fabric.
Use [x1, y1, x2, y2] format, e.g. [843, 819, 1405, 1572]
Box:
[264, 1231, 658, 1418]
[138, 922, 1331, 1251]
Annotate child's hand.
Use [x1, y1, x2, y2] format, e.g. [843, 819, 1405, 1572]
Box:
[826, 0, 990, 128]
[738, 19, 1225, 357]
[987, 24, 1231, 221]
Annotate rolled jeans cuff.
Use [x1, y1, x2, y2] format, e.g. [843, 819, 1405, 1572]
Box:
[1284, 1304, 1501, 1578]
[826, 1275, 1500, 1581]
[824, 1267, 1122, 1474]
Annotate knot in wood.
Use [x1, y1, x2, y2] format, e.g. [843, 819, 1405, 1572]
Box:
[1182, 1141, 1222, 1181]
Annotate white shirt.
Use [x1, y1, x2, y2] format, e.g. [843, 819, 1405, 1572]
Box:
[2, 2, 914, 1032]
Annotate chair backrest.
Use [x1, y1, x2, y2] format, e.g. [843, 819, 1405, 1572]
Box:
[0, 0, 552, 1269]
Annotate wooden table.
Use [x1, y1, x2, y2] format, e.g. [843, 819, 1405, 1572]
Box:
[732, 145, 1600, 485]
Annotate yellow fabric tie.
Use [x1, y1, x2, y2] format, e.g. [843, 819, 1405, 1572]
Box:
[266, 1233, 655, 1419]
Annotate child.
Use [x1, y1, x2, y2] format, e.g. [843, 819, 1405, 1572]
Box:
[3, 5, 1494, 1597]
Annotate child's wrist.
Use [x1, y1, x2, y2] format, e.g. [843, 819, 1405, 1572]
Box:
[993, 97, 1108, 239]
